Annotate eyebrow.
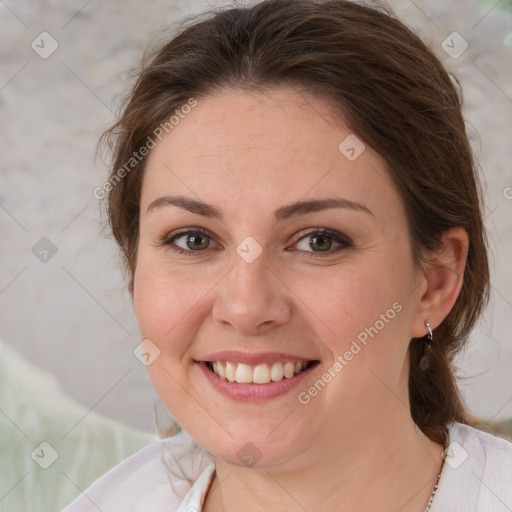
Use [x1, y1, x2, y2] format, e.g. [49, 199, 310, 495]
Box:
[146, 194, 373, 221]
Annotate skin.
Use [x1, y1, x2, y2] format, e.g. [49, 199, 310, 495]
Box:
[131, 86, 468, 511]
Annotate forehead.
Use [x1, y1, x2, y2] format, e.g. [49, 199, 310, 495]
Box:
[141, 87, 401, 223]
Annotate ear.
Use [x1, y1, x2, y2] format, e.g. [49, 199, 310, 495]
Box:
[411, 227, 469, 339]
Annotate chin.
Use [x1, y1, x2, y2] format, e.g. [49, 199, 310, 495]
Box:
[184, 414, 318, 470]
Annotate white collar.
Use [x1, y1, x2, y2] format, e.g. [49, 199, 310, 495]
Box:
[176, 462, 216, 512]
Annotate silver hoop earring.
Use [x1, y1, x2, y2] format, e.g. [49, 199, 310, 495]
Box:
[425, 321, 433, 342]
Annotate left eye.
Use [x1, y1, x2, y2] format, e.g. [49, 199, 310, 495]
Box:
[293, 229, 351, 255]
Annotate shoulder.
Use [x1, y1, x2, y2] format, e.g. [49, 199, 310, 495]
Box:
[449, 422, 512, 475]
[59, 428, 213, 512]
[432, 422, 512, 512]
[455, 420, 512, 454]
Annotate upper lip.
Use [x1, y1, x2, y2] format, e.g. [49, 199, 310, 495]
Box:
[198, 350, 319, 365]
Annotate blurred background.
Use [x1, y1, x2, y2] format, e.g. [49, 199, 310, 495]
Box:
[1, 0, 511, 510]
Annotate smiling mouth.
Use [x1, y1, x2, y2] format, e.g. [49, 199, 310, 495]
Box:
[205, 360, 319, 384]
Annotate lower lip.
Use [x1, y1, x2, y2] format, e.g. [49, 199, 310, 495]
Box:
[197, 361, 319, 402]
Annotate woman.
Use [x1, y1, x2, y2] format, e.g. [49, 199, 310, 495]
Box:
[62, 0, 512, 510]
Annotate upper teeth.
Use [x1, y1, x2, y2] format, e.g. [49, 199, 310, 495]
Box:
[210, 361, 309, 384]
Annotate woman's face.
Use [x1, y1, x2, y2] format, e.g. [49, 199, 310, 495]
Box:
[133, 87, 429, 468]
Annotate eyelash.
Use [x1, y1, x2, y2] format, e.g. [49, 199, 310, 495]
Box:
[159, 227, 352, 258]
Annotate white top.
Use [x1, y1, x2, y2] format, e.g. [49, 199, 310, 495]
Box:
[60, 422, 512, 511]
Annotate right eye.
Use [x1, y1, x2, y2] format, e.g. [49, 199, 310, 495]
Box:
[160, 228, 217, 256]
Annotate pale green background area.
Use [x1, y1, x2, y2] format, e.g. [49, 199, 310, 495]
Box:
[0, 341, 155, 512]
[475, 0, 512, 43]
[0, 0, 511, 511]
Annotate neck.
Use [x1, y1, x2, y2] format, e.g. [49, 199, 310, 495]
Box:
[203, 410, 444, 512]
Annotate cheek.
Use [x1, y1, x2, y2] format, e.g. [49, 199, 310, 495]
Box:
[301, 267, 390, 344]
[131, 261, 212, 419]
[304, 253, 414, 372]
[132, 260, 207, 358]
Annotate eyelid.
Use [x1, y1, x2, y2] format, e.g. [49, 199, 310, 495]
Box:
[292, 227, 352, 246]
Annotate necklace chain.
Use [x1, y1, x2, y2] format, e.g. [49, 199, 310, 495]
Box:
[423, 473, 441, 512]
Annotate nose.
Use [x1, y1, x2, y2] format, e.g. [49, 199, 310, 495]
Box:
[212, 253, 291, 335]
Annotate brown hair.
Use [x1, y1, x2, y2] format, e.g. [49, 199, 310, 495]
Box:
[100, 0, 490, 445]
